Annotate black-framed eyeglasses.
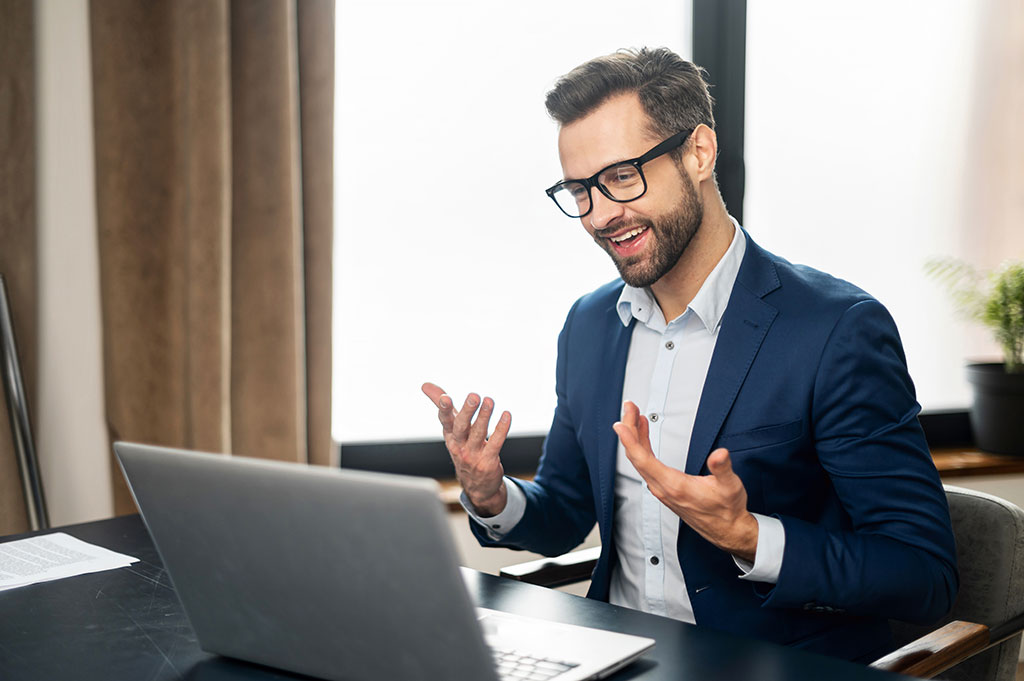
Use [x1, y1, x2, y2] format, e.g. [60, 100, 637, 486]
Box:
[545, 129, 694, 219]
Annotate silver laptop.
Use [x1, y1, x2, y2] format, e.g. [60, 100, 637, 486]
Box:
[114, 442, 654, 681]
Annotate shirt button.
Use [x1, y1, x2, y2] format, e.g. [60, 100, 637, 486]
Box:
[650, 556, 660, 565]
[649, 413, 659, 422]
[665, 340, 675, 350]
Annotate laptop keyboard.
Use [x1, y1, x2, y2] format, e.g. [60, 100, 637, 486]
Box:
[491, 646, 581, 680]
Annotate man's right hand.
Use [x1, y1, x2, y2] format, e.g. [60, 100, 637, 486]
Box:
[421, 382, 512, 516]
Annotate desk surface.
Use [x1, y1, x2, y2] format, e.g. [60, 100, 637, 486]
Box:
[931, 448, 1024, 477]
[0, 516, 909, 681]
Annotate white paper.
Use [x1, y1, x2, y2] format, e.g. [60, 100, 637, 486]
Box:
[0, 532, 138, 591]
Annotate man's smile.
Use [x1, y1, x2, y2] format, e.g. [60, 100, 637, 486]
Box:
[603, 225, 651, 256]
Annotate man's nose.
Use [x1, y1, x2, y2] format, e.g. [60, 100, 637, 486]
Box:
[587, 190, 625, 232]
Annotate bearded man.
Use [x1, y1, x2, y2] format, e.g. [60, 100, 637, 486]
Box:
[423, 47, 957, 663]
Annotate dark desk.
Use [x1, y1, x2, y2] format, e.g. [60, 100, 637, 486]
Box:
[0, 516, 909, 681]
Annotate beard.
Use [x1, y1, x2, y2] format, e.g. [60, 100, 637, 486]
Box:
[598, 176, 703, 288]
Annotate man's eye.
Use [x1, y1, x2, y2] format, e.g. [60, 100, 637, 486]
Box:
[605, 165, 640, 185]
[569, 185, 588, 199]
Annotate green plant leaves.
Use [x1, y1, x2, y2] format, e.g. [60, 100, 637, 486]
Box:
[926, 258, 1024, 372]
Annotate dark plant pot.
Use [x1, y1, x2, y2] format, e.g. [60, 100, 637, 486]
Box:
[966, 363, 1024, 455]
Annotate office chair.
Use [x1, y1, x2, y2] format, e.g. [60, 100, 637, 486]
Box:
[500, 485, 1024, 680]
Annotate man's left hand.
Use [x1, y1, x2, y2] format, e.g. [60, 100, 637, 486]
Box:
[613, 401, 759, 562]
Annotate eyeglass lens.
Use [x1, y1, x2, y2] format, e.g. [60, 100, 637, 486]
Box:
[551, 163, 646, 218]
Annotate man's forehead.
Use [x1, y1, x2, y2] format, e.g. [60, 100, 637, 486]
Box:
[556, 93, 659, 178]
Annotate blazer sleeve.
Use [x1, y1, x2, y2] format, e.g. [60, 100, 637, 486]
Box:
[469, 299, 598, 556]
[763, 298, 958, 624]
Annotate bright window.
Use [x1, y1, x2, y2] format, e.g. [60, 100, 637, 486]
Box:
[744, 0, 996, 413]
[333, 1, 692, 442]
[334, 1, 997, 444]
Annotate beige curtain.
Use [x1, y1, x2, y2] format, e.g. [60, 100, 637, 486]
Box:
[89, 0, 334, 515]
[0, 0, 37, 535]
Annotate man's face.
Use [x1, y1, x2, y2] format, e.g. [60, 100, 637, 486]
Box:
[556, 93, 703, 288]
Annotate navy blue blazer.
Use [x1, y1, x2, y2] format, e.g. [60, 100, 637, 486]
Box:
[472, 231, 958, 662]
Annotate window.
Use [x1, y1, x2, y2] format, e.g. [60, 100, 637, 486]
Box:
[335, 1, 999, 445]
[333, 1, 692, 442]
[744, 0, 998, 413]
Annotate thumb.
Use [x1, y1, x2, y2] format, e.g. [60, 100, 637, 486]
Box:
[707, 448, 735, 479]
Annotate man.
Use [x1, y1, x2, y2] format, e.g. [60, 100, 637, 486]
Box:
[422, 47, 957, 662]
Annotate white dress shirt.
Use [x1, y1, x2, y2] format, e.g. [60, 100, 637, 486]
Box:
[464, 220, 785, 624]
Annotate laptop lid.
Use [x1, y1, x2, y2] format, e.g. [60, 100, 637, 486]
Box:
[115, 441, 499, 681]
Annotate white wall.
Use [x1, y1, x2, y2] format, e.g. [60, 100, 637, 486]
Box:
[35, 0, 112, 525]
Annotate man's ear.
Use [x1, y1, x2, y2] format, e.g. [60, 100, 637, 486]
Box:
[687, 124, 718, 183]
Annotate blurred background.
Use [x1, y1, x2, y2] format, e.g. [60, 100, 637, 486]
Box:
[1, 0, 1021, 534]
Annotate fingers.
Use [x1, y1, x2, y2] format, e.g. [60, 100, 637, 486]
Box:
[440, 398, 457, 433]
[421, 382, 446, 407]
[612, 420, 639, 452]
[423, 382, 458, 435]
[707, 448, 735, 480]
[612, 401, 641, 451]
[452, 393, 480, 442]
[467, 397, 495, 446]
[637, 405, 650, 445]
[484, 410, 512, 457]
[614, 402, 650, 455]
[620, 400, 640, 428]
[614, 403, 660, 479]
[615, 401, 692, 504]
[424, 384, 510, 456]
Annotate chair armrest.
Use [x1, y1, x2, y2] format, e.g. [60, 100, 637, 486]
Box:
[499, 546, 600, 588]
[869, 620, 990, 679]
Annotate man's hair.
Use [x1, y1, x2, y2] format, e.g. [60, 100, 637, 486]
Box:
[545, 47, 715, 145]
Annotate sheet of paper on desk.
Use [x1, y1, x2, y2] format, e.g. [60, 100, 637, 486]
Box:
[0, 532, 139, 591]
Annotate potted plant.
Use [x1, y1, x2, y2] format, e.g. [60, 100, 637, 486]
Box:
[927, 259, 1024, 454]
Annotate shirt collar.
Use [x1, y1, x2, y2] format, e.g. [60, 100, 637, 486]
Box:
[616, 217, 747, 332]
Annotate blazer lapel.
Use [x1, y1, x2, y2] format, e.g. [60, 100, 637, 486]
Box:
[686, 236, 781, 476]
[595, 305, 634, 535]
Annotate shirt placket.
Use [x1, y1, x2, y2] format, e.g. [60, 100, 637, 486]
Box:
[641, 316, 684, 615]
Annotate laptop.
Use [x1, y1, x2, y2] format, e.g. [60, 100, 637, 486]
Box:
[114, 442, 655, 681]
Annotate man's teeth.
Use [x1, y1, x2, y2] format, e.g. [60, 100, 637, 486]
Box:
[610, 227, 647, 243]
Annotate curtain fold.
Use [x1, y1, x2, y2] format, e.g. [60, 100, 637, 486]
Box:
[175, 0, 233, 458]
[0, 0, 37, 535]
[229, 0, 307, 463]
[90, 0, 334, 515]
[297, 0, 336, 468]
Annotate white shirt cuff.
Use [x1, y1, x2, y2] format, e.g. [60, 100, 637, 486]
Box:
[733, 513, 785, 584]
[460, 477, 526, 540]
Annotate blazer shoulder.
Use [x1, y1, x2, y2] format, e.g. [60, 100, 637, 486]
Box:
[747, 239, 876, 315]
[570, 278, 625, 320]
